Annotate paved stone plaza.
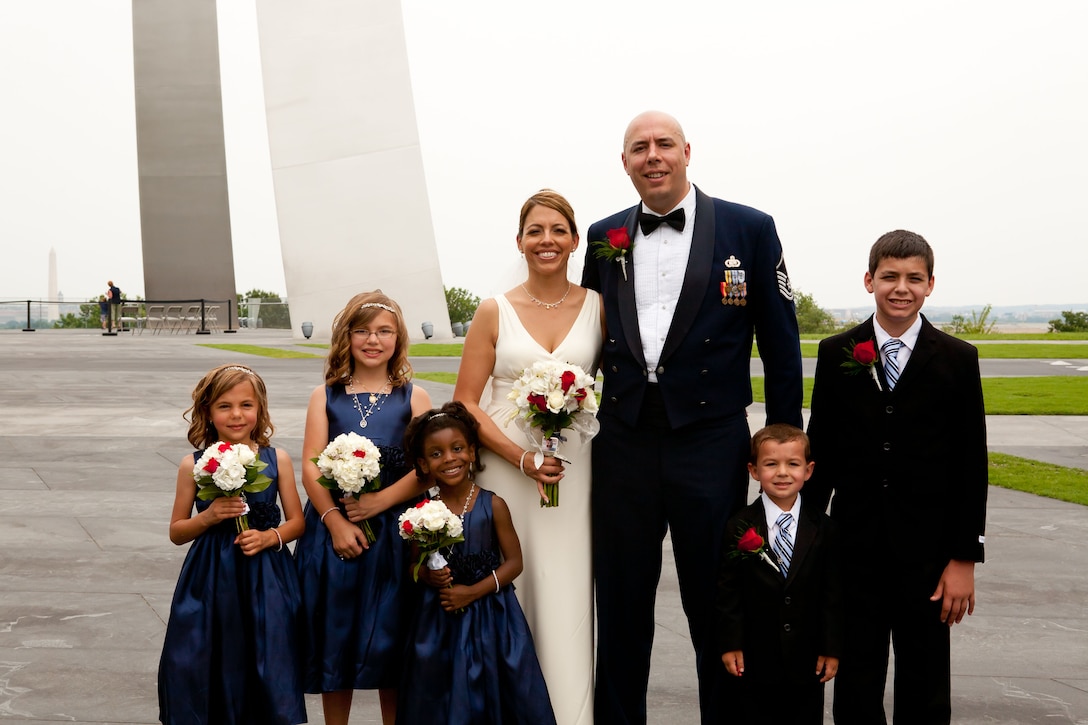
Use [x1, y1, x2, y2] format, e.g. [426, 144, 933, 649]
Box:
[1, 329, 1086, 723]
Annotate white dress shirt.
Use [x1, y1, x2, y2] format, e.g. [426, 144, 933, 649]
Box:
[633, 184, 697, 383]
[761, 491, 801, 554]
[873, 315, 923, 375]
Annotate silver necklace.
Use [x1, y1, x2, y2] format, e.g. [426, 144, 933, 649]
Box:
[349, 376, 391, 429]
[521, 281, 571, 310]
[439, 480, 476, 523]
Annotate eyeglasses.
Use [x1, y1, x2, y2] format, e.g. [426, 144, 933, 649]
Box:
[351, 328, 397, 340]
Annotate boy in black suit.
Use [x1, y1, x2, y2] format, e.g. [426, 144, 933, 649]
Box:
[716, 423, 842, 725]
[806, 230, 988, 724]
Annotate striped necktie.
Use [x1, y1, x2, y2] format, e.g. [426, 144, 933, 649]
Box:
[772, 513, 793, 577]
[882, 338, 903, 390]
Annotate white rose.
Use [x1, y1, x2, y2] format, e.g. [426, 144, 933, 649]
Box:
[234, 445, 256, 466]
[214, 462, 246, 491]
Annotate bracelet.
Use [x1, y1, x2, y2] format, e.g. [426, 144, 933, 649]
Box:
[319, 506, 338, 524]
[272, 527, 283, 552]
[519, 451, 530, 477]
[492, 569, 500, 593]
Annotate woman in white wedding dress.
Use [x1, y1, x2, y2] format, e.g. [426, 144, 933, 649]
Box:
[454, 190, 602, 725]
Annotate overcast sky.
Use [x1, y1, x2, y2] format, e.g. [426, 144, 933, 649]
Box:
[2, 1, 1086, 313]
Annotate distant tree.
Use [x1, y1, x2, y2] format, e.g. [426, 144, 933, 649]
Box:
[237, 289, 290, 329]
[942, 304, 996, 335]
[1048, 310, 1088, 333]
[52, 301, 99, 329]
[793, 289, 840, 334]
[445, 286, 481, 325]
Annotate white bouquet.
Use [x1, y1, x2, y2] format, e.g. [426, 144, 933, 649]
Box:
[506, 360, 599, 506]
[193, 442, 272, 532]
[312, 432, 383, 542]
[398, 499, 465, 582]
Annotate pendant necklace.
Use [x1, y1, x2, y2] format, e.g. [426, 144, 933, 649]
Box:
[349, 376, 391, 429]
[438, 480, 476, 524]
[521, 281, 571, 310]
[435, 478, 474, 553]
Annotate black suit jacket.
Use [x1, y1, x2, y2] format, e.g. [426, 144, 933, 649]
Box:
[715, 498, 843, 681]
[582, 187, 802, 429]
[806, 315, 988, 567]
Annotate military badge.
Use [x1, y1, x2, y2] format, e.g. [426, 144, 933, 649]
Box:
[721, 256, 747, 306]
[776, 254, 794, 301]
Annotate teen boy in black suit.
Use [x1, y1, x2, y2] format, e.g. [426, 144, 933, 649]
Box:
[806, 230, 988, 724]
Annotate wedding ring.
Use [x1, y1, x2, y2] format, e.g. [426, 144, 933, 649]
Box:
[338, 554, 346, 560]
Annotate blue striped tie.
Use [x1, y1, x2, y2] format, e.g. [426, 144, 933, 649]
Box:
[882, 338, 903, 390]
[773, 513, 794, 577]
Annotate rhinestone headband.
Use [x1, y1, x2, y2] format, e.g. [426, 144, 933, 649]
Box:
[224, 366, 255, 375]
[360, 302, 396, 314]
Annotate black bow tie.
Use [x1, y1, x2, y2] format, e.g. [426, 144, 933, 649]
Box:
[638, 207, 686, 235]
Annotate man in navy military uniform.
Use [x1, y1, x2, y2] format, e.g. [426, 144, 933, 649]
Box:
[582, 110, 803, 724]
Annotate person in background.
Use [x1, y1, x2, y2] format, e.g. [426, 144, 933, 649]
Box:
[107, 280, 121, 329]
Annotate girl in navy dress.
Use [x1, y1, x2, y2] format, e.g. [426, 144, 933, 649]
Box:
[158, 364, 306, 725]
[397, 402, 555, 725]
[295, 291, 432, 725]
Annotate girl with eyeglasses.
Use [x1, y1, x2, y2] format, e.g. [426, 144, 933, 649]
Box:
[294, 291, 432, 725]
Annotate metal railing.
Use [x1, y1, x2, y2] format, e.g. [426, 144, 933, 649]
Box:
[0, 298, 239, 335]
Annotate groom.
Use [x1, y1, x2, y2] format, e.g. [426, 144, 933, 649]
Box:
[582, 110, 803, 724]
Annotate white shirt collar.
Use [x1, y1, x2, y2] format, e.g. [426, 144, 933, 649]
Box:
[873, 314, 923, 352]
[760, 490, 801, 530]
[641, 183, 696, 219]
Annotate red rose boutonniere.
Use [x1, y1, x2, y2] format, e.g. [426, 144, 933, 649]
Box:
[729, 524, 780, 573]
[841, 338, 882, 391]
[592, 227, 632, 281]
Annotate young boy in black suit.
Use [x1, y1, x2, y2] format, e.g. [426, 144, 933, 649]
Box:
[806, 230, 988, 724]
[716, 424, 843, 725]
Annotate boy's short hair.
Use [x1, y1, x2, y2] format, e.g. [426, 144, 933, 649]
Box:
[868, 229, 935, 278]
[750, 423, 811, 463]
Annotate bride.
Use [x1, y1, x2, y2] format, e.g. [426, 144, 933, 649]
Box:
[454, 189, 603, 725]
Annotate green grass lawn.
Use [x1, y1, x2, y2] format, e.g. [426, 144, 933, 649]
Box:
[971, 344, 1088, 359]
[414, 371, 458, 385]
[988, 452, 1088, 506]
[960, 332, 1088, 341]
[799, 331, 1088, 342]
[198, 344, 323, 359]
[749, 376, 1088, 415]
[979, 377, 1088, 414]
[409, 343, 465, 357]
[787, 341, 1088, 359]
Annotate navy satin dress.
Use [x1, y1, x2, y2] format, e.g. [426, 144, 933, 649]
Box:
[295, 383, 414, 692]
[398, 489, 556, 725]
[158, 447, 306, 725]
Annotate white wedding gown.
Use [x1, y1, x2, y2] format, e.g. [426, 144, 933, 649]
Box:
[477, 291, 601, 725]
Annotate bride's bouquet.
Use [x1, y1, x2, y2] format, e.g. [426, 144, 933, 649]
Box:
[506, 360, 599, 507]
[398, 499, 465, 582]
[193, 442, 272, 533]
[313, 432, 383, 543]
